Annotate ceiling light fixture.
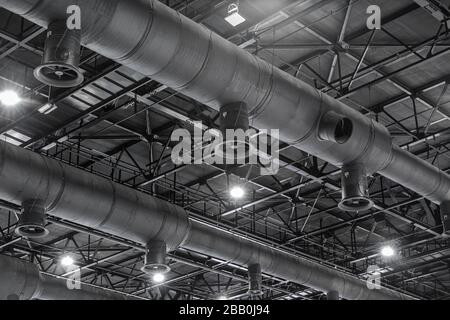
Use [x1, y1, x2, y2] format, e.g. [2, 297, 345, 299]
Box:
[225, 2, 246, 27]
[380, 245, 395, 257]
[0, 90, 21, 107]
[60, 255, 74, 267]
[230, 186, 245, 199]
[152, 273, 165, 283]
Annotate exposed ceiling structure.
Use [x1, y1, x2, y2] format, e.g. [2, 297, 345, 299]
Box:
[0, 0, 450, 300]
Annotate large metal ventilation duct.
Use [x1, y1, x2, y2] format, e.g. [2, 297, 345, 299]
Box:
[0, 254, 127, 300]
[1, 0, 449, 218]
[0, 141, 412, 300]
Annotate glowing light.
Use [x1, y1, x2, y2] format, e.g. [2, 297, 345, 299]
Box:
[60, 255, 74, 267]
[0, 90, 21, 107]
[230, 186, 245, 199]
[152, 273, 165, 283]
[381, 245, 395, 257]
[217, 295, 227, 300]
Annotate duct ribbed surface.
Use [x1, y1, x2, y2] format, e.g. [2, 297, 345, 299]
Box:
[0, 254, 126, 300]
[0, 141, 412, 300]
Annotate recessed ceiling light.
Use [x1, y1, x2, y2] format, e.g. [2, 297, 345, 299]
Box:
[0, 90, 21, 107]
[230, 186, 245, 199]
[381, 245, 395, 257]
[152, 273, 165, 283]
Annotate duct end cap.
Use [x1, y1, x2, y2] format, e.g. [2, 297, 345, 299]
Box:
[141, 263, 171, 275]
[34, 63, 84, 88]
[338, 196, 374, 212]
[15, 224, 49, 238]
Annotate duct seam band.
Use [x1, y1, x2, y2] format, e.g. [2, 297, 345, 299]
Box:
[290, 93, 325, 145]
[115, 0, 154, 63]
[46, 160, 66, 213]
[147, 10, 183, 79]
[175, 30, 214, 92]
[245, 57, 274, 119]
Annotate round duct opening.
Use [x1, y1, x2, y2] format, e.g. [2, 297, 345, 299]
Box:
[15, 199, 49, 238]
[215, 102, 255, 163]
[338, 196, 373, 212]
[141, 240, 171, 275]
[318, 111, 353, 144]
[34, 20, 84, 88]
[338, 164, 373, 212]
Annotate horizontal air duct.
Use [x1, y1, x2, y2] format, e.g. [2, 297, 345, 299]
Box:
[0, 140, 412, 300]
[0, 254, 128, 300]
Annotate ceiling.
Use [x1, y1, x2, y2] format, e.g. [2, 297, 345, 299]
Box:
[0, 0, 450, 300]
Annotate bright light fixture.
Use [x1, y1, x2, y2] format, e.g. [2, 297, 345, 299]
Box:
[230, 186, 245, 199]
[381, 245, 395, 257]
[0, 90, 21, 107]
[60, 255, 74, 267]
[217, 295, 227, 300]
[225, 3, 246, 27]
[152, 273, 165, 283]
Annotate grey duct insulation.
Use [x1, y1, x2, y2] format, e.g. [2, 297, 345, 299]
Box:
[0, 0, 431, 299]
[0, 140, 411, 300]
[0, 254, 127, 300]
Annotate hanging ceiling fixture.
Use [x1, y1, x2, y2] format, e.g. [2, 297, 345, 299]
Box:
[225, 2, 246, 27]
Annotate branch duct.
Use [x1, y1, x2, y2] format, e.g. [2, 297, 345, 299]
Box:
[0, 254, 127, 300]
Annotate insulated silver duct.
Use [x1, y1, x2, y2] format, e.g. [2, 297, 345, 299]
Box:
[16, 199, 49, 238]
[0, 254, 127, 300]
[141, 240, 171, 275]
[0, 140, 411, 300]
[1, 0, 448, 215]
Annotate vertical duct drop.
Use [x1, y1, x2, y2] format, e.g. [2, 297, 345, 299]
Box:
[141, 240, 170, 275]
[327, 290, 340, 300]
[339, 163, 373, 212]
[248, 263, 263, 296]
[15, 199, 49, 238]
[34, 20, 84, 88]
[215, 102, 253, 163]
